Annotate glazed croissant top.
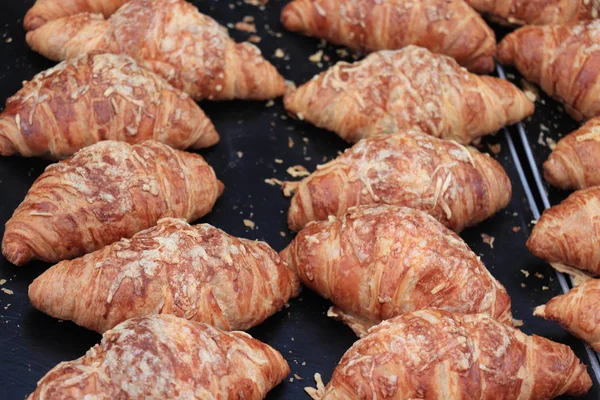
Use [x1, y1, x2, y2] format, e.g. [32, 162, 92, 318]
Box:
[284, 46, 534, 144]
[314, 310, 592, 400]
[498, 21, 600, 121]
[287, 132, 512, 232]
[0, 52, 218, 159]
[281, 205, 513, 337]
[535, 278, 600, 352]
[527, 187, 600, 276]
[24, 0, 130, 31]
[27, 315, 290, 399]
[281, 0, 497, 73]
[26, 0, 287, 101]
[465, 0, 600, 26]
[29, 218, 300, 333]
[544, 117, 600, 190]
[2, 140, 223, 266]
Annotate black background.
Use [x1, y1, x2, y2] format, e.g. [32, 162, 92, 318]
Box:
[0, 1, 597, 399]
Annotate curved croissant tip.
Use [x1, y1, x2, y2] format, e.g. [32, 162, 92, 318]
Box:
[191, 125, 220, 149]
[467, 56, 495, 74]
[496, 37, 515, 65]
[2, 240, 34, 266]
[0, 132, 17, 157]
[543, 157, 572, 190]
[24, 13, 47, 32]
[280, 3, 303, 32]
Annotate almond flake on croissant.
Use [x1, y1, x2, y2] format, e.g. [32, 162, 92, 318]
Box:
[543, 117, 600, 190]
[26, 0, 286, 101]
[498, 21, 600, 121]
[535, 278, 600, 352]
[312, 310, 592, 400]
[284, 46, 533, 144]
[0, 52, 218, 159]
[465, 0, 600, 26]
[24, 0, 130, 31]
[527, 187, 600, 276]
[281, 0, 496, 73]
[29, 218, 299, 333]
[281, 205, 513, 336]
[287, 132, 511, 232]
[2, 140, 223, 266]
[27, 315, 289, 400]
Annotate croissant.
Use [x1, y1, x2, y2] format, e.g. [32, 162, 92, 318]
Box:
[284, 46, 534, 144]
[465, 0, 599, 26]
[543, 117, 600, 190]
[27, 315, 289, 399]
[29, 218, 299, 333]
[2, 140, 223, 266]
[287, 132, 511, 232]
[310, 310, 592, 399]
[26, 0, 286, 101]
[0, 52, 218, 159]
[527, 187, 600, 276]
[24, 0, 130, 31]
[498, 21, 600, 121]
[281, 0, 496, 73]
[281, 205, 513, 336]
[534, 278, 600, 352]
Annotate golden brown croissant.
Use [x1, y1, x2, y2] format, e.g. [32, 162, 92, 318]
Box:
[465, 0, 599, 26]
[543, 117, 600, 190]
[27, 315, 289, 399]
[281, 0, 496, 73]
[284, 46, 534, 144]
[498, 21, 600, 121]
[29, 218, 300, 333]
[0, 52, 218, 159]
[24, 0, 130, 31]
[535, 278, 600, 352]
[2, 140, 223, 266]
[26, 0, 286, 101]
[311, 309, 592, 399]
[527, 187, 600, 276]
[286, 132, 511, 232]
[281, 205, 513, 336]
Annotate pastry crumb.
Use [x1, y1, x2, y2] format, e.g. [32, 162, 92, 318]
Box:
[288, 137, 295, 148]
[294, 374, 303, 380]
[487, 143, 501, 154]
[0, 279, 6, 285]
[521, 283, 526, 288]
[1, 288, 13, 295]
[481, 234, 495, 249]
[235, 21, 256, 33]
[265, 100, 275, 107]
[534, 272, 544, 279]
[287, 165, 310, 178]
[244, 0, 268, 5]
[280, 231, 287, 237]
[512, 226, 521, 233]
[546, 137, 556, 150]
[275, 158, 283, 164]
[274, 48, 285, 58]
[542, 286, 549, 291]
[309, 50, 324, 63]
[243, 219, 255, 229]
[264, 178, 283, 186]
[237, 151, 243, 158]
[520, 269, 530, 278]
[248, 35, 262, 43]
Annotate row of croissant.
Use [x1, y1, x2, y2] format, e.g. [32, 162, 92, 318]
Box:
[6, 0, 600, 159]
[8, 133, 595, 399]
